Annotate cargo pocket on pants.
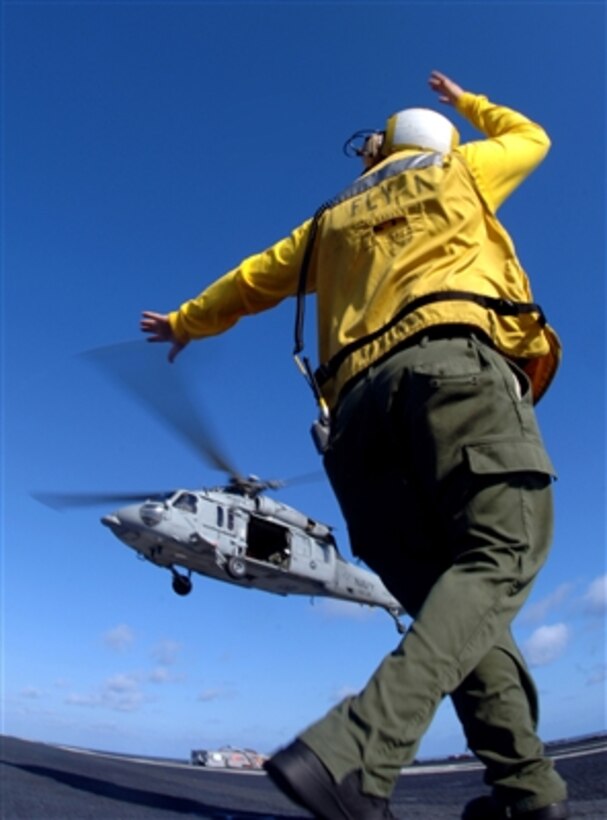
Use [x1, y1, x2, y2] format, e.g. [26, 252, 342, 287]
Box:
[460, 439, 556, 597]
[464, 440, 556, 480]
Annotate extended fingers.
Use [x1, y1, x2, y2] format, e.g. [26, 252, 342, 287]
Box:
[428, 69, 447, 88]
[140, 311, 168, 335]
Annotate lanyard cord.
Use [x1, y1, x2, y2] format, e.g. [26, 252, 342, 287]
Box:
[293, 201, 335, 420]
[293, 201, 334, 356]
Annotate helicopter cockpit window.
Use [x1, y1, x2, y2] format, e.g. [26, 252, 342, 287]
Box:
[227, 509, 235, 530]
[217, 506, 224, 528]
[173, 493, 198, 513]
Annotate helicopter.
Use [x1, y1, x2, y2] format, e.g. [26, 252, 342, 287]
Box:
[35, 342, 405, 632]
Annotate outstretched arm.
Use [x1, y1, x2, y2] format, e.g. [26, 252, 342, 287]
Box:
[140, 217, 313, 361]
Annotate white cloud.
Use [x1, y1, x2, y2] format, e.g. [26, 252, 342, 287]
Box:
[104, 673, 140, 694]
[523, 623, 571, 667]
[103, 624, 135, 652]
[197, 688, 223, 702]
[103, 690, 145, 713]
[148, 666, 183, 685]
[583, 574, 607, 616]
[65, 673, 146, 713]
[20, 686, 44, 700]
[521, 583, 574, 625]
[66, 692, 102, 708]
[197, 686, 235, 702]
[329, 685, 359, 703]
[101, 674, 146, 712]
[151, 639, 182, 666]
[149, 666, 172, 684]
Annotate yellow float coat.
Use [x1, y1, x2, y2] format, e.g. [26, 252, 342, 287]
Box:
[169, 92, 560, 407]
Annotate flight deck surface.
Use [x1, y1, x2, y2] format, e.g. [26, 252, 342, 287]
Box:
[1, 734, 605, 819]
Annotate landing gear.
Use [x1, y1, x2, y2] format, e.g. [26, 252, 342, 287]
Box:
[226, 555, 247, 579]
[171, 570, 193, 596]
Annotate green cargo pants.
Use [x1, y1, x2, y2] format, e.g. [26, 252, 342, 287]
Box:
[300, 332, 567, 814]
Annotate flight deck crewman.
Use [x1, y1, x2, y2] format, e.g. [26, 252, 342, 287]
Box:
[141, 70, 568, 820]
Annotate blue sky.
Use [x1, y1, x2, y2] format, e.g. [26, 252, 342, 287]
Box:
[2, 0, 605, 762]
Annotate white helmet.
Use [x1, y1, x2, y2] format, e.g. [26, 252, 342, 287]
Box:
[383, 108, 459, 156]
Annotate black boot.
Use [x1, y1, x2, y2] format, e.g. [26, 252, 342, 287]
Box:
[462, 795, 569, 819]
[264, 739, 395, 820]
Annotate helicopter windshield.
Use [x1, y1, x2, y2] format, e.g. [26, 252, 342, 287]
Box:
[172, 492, 198, 513]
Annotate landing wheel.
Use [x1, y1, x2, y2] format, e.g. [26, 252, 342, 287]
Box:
[172, 572, 193, 596]
[227, 556, 247, 579]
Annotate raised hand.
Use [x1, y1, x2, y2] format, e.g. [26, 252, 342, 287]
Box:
[428, 70, 465, 106]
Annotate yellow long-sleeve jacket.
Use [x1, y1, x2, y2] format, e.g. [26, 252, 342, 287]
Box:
[169, 92, 561, 408]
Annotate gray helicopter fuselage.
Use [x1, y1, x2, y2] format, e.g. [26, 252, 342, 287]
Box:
[101, 488, 403, 616]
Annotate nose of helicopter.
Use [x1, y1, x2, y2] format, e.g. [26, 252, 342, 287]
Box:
[101, 504, 144, 535]
[101, 500, 170, 539]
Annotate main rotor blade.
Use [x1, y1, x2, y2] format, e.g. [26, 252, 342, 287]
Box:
[262, 470, 326, 492]
[81, 341, 241, 480]
[282, 469, 326, 488]
[32, 490, 173, 511]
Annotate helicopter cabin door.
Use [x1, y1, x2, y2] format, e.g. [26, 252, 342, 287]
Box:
[245, 515, 291, 569]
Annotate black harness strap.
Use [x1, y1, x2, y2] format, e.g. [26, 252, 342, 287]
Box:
[314, 290, 547, 388]
[294, 202, 333, 357]
[292, 153, 548, 400]
[294, 152, 443, 358]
